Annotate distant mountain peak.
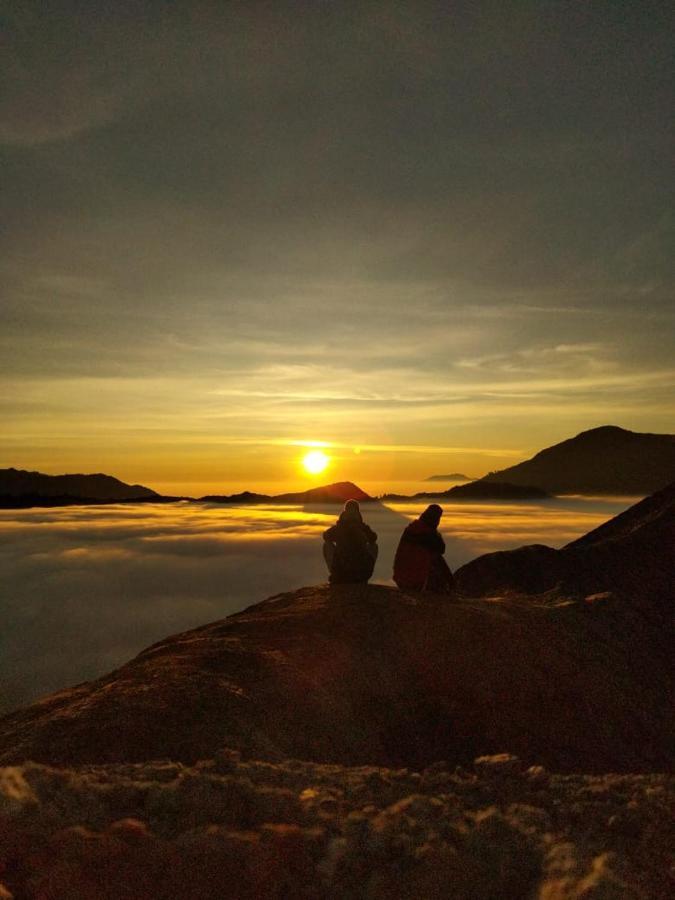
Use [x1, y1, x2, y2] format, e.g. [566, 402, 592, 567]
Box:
[566, 425, 636, 443]
[424, 472, 470, 482]
[578, 425, 627, 434]
[271, 480, 374, 504]
[201, 481, 374, 505]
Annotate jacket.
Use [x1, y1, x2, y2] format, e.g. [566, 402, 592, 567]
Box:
[393, 519, 446, 590]
[323, 520, 377, 584]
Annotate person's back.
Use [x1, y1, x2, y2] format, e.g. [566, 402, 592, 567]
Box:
[323, 500, 377, 584]
[393, 504, 453, 593]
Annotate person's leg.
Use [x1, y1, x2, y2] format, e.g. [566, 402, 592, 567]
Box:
[323, 541, 335, 574]
[437, 557, 454, 593]
[427, 557, 454, 594]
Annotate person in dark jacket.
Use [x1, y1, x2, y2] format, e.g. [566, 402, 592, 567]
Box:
[393, 504, 453, 593]
[323, 499, 378, 584]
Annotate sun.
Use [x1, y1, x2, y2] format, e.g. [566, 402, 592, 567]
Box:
[302, 450, 329, 475]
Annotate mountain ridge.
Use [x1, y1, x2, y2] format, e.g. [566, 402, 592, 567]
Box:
[424, 472, 471, 482]
[201, 481, 374, 504]
[0, 467, 158, 503]
[381, 481, 549, 502]
[480, 425, 675, 494]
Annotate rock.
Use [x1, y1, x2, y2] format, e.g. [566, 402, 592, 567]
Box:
[526, 765, 550, 786]
[456, 481, 675, 612]
[0, 767, 37, 816]
[0, 573, 673, 773]
[473, 754, 523, 777]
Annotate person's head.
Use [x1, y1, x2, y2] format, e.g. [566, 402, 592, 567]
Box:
[340, 498, 363, 523]
[420, 504, 442, 528]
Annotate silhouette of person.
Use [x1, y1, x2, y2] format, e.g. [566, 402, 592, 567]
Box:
[323, 499, 378, 584]
[393, 503, 454, 594]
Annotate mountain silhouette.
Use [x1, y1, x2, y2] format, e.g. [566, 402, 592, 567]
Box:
[202, 481, 373, 504]
[0, 467, 158, 506]
[424, 472, 471, 482]
[1, 485, 672, 774]
[480, 425, 675, 494]
[382, 481, 549, 501]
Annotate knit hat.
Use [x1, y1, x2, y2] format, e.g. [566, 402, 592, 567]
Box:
[340, 499, 363, 523]
[420, 504, 442, 527]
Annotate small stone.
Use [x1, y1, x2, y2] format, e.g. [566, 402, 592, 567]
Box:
[108, 818, 151, 841]
[0, 768, 38, 816]
[584, 592, 613, 604]
[212, 749, 241, 773]
[526, 765, 549, 785]
[474, 754, 523, 777]
[423, 761, 449, 776]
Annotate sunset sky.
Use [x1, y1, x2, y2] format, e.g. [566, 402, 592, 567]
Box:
[2, 1, 673, 492]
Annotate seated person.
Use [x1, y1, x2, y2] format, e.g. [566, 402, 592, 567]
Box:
[323, 499, 378, 584]
[393, 504, 454, 594]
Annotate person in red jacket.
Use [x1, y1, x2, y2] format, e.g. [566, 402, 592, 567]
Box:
[393, 504, 454, 593]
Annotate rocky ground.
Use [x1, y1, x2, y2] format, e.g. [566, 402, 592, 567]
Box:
[1, 584, 672, 774]
[1, 752, 673, 899]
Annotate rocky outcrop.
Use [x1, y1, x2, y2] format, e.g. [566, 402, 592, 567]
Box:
[0, 578, 672, 773]
[1, 754, 672, 899]
[480, 425, 675, 494]
[455, 481, 675, 610]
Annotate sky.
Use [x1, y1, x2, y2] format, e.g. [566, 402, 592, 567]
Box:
[2, 1, 674, 492]
[0, 493, 634, 712]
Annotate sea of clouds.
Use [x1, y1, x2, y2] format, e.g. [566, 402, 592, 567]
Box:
[0, 496, 634, 714]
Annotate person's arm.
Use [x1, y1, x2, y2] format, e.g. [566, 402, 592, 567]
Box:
[364, 524, 378, 542]
[403, 530, 444, 553]
[323, 526, 338, 542]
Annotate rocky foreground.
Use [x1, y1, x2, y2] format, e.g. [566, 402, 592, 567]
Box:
[1, 582, 672, 774]
[1, 752, 672, 899]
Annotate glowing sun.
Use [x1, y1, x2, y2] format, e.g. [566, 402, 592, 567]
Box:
[302, 450, 329, 475]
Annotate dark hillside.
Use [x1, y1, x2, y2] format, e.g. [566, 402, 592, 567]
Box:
[480, 426, 675, 494]
[455, 481, 675, 610]
[0, 468, 158, 502]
